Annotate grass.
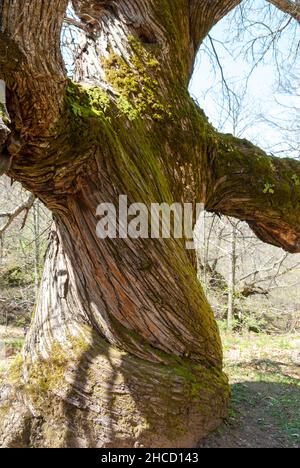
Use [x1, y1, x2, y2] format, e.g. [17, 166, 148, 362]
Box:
[202, 332, 300, 448]
[0, 325, 25, 379]
[1, 338, 24, 351]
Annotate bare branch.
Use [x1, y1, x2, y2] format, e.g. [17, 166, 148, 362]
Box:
[0, 194, 35, 236]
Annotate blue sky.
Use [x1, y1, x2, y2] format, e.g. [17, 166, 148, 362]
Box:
[189, 0, 299, 157]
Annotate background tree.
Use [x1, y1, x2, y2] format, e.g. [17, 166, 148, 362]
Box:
[194, 72, 300, 332]
[197, 213, 300, 332]
[0, 177, 50, 327]
[0, 0, 299, 448]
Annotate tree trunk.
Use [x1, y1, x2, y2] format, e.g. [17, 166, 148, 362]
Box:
[0, 1, 232, 447]
[1, 0, 300, 448]
[33, 201, 41, 301]
[227, 223, 237, 331]
[1, 85, 229, 446]
[9, 215, 227, 448]
[1, 130, 229, 446]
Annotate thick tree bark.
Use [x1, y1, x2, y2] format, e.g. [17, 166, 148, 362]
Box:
[267, 0, 300, 22]
[207, 135, 300, 253]
[0, 0, 299, 448]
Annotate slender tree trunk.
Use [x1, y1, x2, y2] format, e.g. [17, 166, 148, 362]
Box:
[33, 201, 40, 301]
[201, 212, 209, 292]
[0, 234, 4, 267]
[227, 223, 237, 331]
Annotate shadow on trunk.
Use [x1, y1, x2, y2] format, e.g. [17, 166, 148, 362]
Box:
[58, 327, 229, 448]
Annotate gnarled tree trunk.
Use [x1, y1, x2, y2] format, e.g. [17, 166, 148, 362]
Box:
[0, 0, 299, 448]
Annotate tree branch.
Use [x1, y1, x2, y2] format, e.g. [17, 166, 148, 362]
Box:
[189, 0, 242, 49]
[206, 134, 300, 253]
[0, 194, 35, 236]
[0, 0, 68, 138]
[267, 0, 300, 22]
[64, 16, 90, 34]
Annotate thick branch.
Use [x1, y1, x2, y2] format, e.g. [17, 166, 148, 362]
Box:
[206, 135, 300, 253]
[0, 0, 68, 138]
[71, 0, 195, 84]
[267, 0, 300, 22]
[189, 0, 242, 49]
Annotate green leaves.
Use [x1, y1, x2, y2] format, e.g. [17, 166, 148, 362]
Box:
[292, 174, 300, 186]
[263, 182, 275, 194]
[70, 102, 83, 117]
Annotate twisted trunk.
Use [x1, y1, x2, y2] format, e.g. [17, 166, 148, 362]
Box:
[0, 0, 299, 448]
[1, 84, 229, 447]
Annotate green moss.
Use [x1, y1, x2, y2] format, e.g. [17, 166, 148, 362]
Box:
[292, 174, 300, 186]
[21, 332, 93, 403]
[263, 182, 275, 195]
[0, 103, 10, 125]
[214, 132, 300, 228]
[116, 95, 139, 121]
[9, 353, 24, 383]
[66, 82, 110, 119]
[102, 38, 172, 121]
[55, 79, 175, 207]
[3, 322, 228, 446]
[26, 344, 69, 397]
[48, 81, 113, 169]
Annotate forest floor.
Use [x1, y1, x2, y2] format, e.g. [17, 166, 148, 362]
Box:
[0, 325, 24, 375]
[202, 333, 300, 448]
[0, 326, 299, 448]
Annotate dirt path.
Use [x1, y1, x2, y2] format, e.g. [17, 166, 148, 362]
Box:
[201, 334, 300, 448]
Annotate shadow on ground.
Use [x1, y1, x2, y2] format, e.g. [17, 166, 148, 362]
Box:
[201, 375, 300, 448]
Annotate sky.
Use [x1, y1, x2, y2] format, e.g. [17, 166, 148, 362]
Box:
[63, 0, 299, 157]
[189, 0, 300, 157]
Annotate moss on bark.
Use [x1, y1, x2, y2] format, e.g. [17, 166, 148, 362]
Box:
[3, 325, 228, 447]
